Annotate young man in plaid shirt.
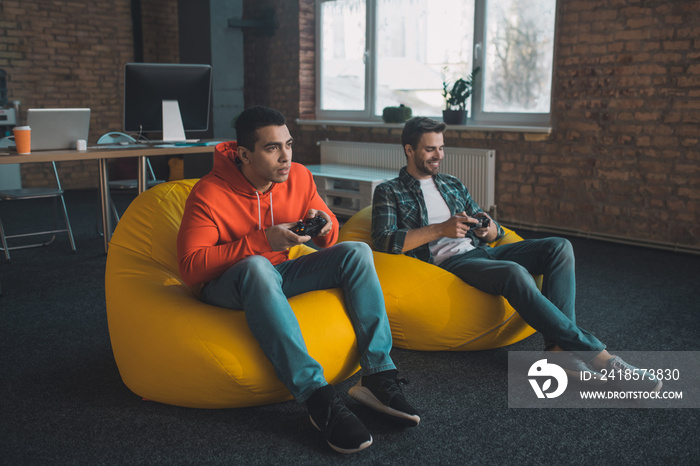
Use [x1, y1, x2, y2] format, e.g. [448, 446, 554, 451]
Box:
[371, 116, 661, 393]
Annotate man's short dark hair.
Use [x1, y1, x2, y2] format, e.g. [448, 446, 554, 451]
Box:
[234, 106, 287, 151]
[401, 117, 446, 156]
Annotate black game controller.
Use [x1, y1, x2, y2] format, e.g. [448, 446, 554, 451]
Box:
[291, 216, 328, 237]
[465, 216, 490, 229]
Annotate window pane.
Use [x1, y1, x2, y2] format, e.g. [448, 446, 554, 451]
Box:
[375, 0, 475, 117]
[483, 0, 556, 113]
[319, 0, 366, 111]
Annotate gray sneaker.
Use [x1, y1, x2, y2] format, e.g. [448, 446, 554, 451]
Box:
[604, 356, 663, 393]
[547, 351, 606, 385]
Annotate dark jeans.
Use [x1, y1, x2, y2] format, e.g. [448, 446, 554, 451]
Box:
[439, 237, 606, 362]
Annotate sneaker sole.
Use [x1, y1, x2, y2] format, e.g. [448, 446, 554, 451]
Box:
[348, 385, 420, 427]
[309, 415, 373, 454]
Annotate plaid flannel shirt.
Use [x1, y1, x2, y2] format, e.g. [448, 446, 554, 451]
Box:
[371, 166, 504, 264]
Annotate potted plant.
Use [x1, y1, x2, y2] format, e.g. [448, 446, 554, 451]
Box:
[382, 104, 413, 123]
[442, 67, 480, 125]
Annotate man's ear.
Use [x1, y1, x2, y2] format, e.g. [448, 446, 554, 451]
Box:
[404, 144, 414, 159]
[237, 146, 251, 164]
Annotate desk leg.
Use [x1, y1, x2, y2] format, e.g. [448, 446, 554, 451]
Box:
[137, 156, 147, 193]
[98, 158, 112, 254]
[99, 157, 144, 254]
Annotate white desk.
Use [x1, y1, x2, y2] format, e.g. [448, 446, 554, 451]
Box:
[0, 144, 217, 253]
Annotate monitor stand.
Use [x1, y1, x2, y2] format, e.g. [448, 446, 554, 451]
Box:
[162, 100, 187, 142]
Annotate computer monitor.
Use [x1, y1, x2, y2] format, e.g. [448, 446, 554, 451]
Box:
[123, 63, 212, 141]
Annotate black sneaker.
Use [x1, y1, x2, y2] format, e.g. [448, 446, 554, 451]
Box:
[546, 350, 606, 385]
[307, 385, 372, 454]
[348, 370, 420, 427]
[604, 356, 663, 393]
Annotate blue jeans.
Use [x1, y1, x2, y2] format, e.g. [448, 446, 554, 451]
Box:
[200, 241, 395, 402]
[439, 237, 606, 362]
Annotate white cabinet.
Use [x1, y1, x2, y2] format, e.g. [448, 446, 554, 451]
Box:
[306, 164, 397, 218]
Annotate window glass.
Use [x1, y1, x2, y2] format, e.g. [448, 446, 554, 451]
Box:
[319, 0, 367, 111]
[483, 0, 556, 113]
[375, 0, 475, 117]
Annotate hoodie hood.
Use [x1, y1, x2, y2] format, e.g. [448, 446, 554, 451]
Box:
[211, 141, 272, 197]
[211, 141, 278, 230]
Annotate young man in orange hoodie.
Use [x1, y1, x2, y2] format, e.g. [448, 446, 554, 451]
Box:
[177, 106, 418, 454]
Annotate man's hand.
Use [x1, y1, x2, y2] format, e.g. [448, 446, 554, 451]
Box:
[440, 212, 496, 241]
[439, 212, 470, 238]
[265, 210, 333, 251]
[265, 223, 311, 251]
[304, 209, 333, 237]
[441, 211, 488, 238]
[471, 213, 497, 242]
[402, 211, 496, 252]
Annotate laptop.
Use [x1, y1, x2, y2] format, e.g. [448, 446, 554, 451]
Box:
[26, 108, 91, 150]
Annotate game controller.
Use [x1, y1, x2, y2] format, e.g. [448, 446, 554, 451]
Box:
[290, 216, 327, 237]
[465, 216, 490, 229]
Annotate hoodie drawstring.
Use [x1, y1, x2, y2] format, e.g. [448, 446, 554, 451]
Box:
[254, 191, 275, 230]
[254, 191, 262, 230]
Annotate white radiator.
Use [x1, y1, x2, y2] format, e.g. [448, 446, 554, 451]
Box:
[318, 140, 496, 211]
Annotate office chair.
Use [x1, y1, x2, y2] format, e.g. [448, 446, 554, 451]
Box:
[0, 137, 76, 261]
[97, 132, 165, 228]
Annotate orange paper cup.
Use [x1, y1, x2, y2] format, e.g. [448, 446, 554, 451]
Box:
[13, 126, 31, 154]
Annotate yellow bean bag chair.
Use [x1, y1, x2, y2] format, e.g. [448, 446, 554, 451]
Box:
[105, 179, 360, 409]
[338, 206, 538, 351]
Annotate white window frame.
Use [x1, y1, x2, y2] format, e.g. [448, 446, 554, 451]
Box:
[315, 0, 556, 127]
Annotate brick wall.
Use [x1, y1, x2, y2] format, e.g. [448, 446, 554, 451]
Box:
[546, 0, 699, 247]
[1, 0, 178, 189]
[242, 0, 699, 249]
[242, 1, 305, 128]
[141, 1, 180, 64]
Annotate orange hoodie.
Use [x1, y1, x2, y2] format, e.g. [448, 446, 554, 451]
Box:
[177, 141, 339, 287]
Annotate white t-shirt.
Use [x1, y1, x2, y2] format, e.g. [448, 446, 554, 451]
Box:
[420, 178, 474, 265]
